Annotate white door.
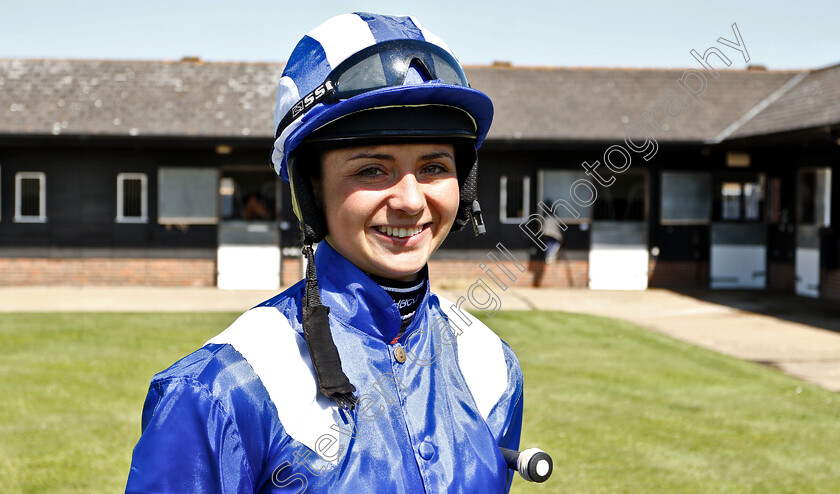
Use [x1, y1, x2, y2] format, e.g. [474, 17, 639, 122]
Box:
[709, 176, 767, 290]
[710, 223, 766, 289]
[589, 221, 649, 290]
[216, 172, 281, 290]
[795, 168, 832, 297]
[217, 223, 281, 290]
[588, 172, 648, 290]
[795, 244, 820, 297]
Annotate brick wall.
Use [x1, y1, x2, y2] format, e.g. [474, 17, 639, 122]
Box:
[0, 258, 216, 286]
[281, 257, 304, 287]
[279, 256, 588, 289]
[822, 268, 840, 302]
[767, 262, 796, 293]
[429, 258, 589, 289]
[648, 260, 709, 288]
[12, 256, 821, 294]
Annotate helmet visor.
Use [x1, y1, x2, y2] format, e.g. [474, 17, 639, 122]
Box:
[330, 39, 469, 99]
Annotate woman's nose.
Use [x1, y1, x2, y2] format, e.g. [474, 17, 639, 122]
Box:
[390, 173, 425, 214]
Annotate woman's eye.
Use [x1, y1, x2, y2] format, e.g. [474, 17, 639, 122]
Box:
[422, 163, 449, 174]
[357, 167, 383, 177]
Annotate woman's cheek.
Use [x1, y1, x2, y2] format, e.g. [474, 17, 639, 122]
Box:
[439, 179, 461, 218]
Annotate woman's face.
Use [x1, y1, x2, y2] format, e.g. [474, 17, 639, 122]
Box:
[316, 143, 460, 281]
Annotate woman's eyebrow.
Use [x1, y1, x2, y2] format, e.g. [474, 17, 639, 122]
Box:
[346, 151, 395, 161]
[420, 151, 455, 161]
[345, 151, 455, 162]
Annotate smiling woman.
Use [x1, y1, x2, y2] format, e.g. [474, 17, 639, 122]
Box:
[126, 12, 524, 494]
[316, 143, 460, 281]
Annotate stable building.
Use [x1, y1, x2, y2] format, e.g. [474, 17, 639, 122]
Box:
[0, 58, 837, 300]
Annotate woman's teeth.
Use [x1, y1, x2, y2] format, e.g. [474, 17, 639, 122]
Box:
[377, 225, 423, 238]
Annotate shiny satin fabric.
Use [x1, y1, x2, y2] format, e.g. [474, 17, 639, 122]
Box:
[126, 241, 523, 493]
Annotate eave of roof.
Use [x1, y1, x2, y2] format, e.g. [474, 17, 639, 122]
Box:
[0, 57, 824, 145]
[727, 61, 840, 139]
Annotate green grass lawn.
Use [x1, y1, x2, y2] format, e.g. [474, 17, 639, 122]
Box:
[1, 311, 839, 493]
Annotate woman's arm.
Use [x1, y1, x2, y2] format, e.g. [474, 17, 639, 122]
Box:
[125, 376, 256, 494]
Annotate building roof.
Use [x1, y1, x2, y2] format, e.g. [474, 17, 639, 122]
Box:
[468, 65, 800, 143]
[0, 57, 829, 144]
[0, 58, 283, 138]
[728, 63, 840, 139]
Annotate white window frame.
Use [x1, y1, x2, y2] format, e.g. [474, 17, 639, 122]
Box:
[116, 173, 149, 223]
[14, 172, 47, 223]
[500, 175, 530, 224]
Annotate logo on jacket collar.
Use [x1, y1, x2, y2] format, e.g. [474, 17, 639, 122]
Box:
[396, 296, 418, 310]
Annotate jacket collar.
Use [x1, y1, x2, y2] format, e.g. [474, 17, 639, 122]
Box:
[314, 241, 430, 343]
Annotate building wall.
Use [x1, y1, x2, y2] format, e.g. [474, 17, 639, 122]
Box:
[0, 257, 215, 286]
[0, 142, 226, 250]
[822, 147, 840, 301]
[822, 268, 840, 302]
[767, 262, 796, 292]
[1, 137, 837, 298]
[648, 260, 709, 288]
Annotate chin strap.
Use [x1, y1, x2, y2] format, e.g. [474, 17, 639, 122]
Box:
[301, 243, 358, 410]
[471, 200, 486, 236]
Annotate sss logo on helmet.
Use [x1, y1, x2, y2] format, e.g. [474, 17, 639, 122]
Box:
[293, 81, 335, 119]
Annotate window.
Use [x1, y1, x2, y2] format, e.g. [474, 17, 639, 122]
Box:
[743, 182, 762, 220]
[721, 182, 743, 220]
[116, 173, 148, 223]
[593, 172, 646, 221]
[219, 170, 277, 221]
[660, 172, 711, 224]
[14, 172, 46, 223]
[500, 175, 530, 224]
[539, 170, 592, 223]
[798, 168, 832, 227]
[158, 167, 219, 225]
[713, 174, 764, 222]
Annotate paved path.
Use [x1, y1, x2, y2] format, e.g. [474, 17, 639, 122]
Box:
[2, 286, 839, 391]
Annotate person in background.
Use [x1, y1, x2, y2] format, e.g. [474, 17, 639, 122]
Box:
[242, 191, 270, 221]
[542, 198, 564, 264]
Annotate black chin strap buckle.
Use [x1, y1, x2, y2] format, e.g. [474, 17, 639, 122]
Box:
[471, 200, 486, 236]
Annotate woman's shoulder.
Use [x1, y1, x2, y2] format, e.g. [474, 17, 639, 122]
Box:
[147, 281, 309, 412]
[431, 293, 501, 344]
[430, 293, 521, 419]
[150, 305, 306, 397]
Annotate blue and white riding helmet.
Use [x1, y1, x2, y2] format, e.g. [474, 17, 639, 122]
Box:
[271, 12, 494, 244]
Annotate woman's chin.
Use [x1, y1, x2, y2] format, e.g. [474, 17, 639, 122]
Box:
[368, 253, 428, 281]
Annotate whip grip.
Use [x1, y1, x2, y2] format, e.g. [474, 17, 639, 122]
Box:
[500, 447, 553, 483]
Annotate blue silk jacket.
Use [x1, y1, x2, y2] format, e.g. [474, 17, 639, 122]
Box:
[126, 242, 524, 493]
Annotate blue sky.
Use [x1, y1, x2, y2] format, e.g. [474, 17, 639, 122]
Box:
[1, 0, 837, 70]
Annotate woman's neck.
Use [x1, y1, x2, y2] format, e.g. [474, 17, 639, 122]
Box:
[368, 266, 429, 339]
